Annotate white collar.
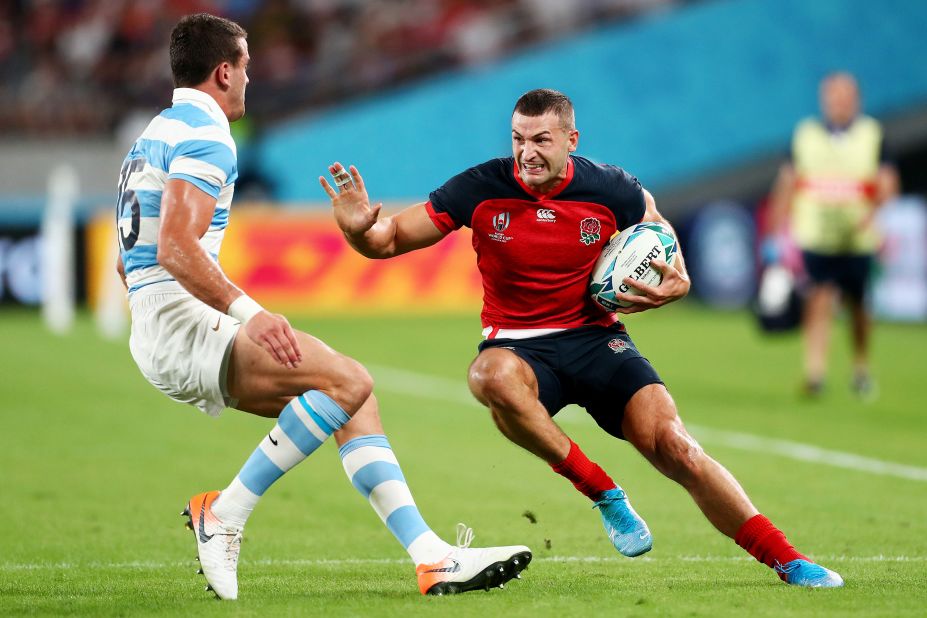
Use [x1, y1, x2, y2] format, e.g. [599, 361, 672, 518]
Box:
[171, 88, 230, 132]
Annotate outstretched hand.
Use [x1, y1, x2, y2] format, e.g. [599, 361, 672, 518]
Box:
[319, 163, 382, 237]
[614, 259, 690, 314]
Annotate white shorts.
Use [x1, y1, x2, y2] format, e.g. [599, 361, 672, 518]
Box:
[128, 282, 241, 416]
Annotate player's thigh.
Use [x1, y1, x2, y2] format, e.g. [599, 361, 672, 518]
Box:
[235, 395, 291, 418]
[227, 327, 367, 403]
[567, 328, 661, 438]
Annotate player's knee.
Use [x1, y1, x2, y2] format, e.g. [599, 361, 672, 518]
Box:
[326, 357, 374, 415]
[654, 421, 704, 484]
[468, 352, 523, 407]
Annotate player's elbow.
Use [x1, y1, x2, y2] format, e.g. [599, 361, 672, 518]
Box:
[155, 243, 173, 267]
[156, 239, 186, 273]
[640, 190, 664, 223]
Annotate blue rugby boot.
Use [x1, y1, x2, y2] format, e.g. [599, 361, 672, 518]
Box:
[593, 487, 652, 557]
[775, 559, 844, 588]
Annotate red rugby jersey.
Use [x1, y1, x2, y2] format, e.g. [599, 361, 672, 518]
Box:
[426, 155, 646, 330]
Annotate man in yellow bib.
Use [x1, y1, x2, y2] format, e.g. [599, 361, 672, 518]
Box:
[768, 72, 898, 397]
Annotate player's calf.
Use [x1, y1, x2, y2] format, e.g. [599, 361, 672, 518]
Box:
[650, 421, 707, 488]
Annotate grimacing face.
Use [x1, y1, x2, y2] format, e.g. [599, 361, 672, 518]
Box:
[228, 38, 250, 121]
[511, 111, 578, 194]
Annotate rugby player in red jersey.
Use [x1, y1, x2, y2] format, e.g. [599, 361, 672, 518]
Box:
[321, 89, 843, 587]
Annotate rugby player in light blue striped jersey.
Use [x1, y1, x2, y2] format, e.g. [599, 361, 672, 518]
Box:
[116, 13, 530, 601]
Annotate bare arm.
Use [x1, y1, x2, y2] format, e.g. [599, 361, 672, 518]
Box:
[158, 179, 242, 310]
[320, 163, 446, 258]
[158, 178, 301, 367]
[615, 189, 691, 314]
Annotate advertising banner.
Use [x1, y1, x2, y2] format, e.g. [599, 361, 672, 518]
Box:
[87, 207, 483, 314]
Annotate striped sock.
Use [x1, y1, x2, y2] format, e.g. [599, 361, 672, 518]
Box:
[212, 390, 350, 529]
[339, 435, 451, 565]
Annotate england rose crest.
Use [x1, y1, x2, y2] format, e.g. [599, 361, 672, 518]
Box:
[608, 338, 628, 354]
[579, 217, 601, 245]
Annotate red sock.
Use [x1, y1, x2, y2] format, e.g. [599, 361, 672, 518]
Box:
[550, 439, 615, 501]
[735, 514, 808, 580]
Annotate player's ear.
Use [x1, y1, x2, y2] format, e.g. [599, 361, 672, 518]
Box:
[215, 62, 232, 90]
[568, 129, 579, 152]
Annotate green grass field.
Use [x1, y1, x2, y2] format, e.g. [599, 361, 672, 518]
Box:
[1, 303, 925, 617]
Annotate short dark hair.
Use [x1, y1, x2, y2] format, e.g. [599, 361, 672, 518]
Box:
[170, 13, 247, 88]
[513, 89, 575, 129]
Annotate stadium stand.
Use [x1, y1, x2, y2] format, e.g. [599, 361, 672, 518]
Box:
[0, 0, 678, 137]
[253, 0, 927, 206]
[2, 0, 927, 212]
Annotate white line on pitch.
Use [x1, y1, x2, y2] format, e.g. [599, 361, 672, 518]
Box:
[1, 555, 924, 571]
[366, 364, 927, 483]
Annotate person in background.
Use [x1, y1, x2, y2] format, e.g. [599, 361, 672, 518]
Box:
[767, 72, 899, 398]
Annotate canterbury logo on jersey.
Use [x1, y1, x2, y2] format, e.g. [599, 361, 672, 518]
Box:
[536, 209, 556, 222]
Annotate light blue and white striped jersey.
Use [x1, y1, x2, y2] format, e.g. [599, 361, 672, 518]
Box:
[116, 88, 238, 295]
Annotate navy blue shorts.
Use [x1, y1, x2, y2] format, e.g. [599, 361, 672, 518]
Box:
[802, 251, 872, 303]
[477, 324, 663, 440]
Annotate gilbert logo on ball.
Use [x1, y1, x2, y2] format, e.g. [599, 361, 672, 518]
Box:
[588, 221, 678, 311]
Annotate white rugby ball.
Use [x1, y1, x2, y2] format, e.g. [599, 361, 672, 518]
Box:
[589, 222, 679, 310]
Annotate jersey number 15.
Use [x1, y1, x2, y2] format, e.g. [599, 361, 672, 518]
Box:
[116, 158, 146, 252]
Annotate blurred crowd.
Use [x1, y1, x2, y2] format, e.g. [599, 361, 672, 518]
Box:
[0, 0, 679, 138]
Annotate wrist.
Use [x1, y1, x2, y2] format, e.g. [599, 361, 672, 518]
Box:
[227, 294, 264, 325]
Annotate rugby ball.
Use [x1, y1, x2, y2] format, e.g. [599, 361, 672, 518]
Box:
[589, 222, 679, 310]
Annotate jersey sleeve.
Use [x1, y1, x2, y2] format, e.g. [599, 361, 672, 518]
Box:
[427, 164, 494, 230]
[168, 139, 237, 199]
[608, 165, 646, 230]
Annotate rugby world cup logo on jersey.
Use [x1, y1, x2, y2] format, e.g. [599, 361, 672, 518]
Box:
[493, 212, 511, 232]
[489, 211, 514, 243]
[580, 217, 601, 245]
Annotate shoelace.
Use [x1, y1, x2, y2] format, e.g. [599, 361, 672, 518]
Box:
[592, 489, 626, 510]
[218, 527, 242, 572]
[455, 523, 474, 549]
[773, 559, 799, 576]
